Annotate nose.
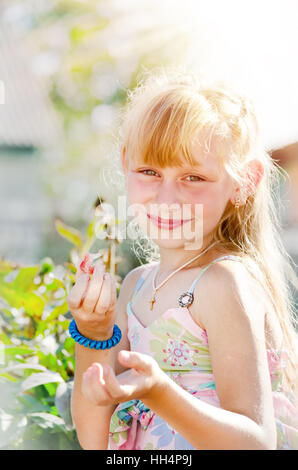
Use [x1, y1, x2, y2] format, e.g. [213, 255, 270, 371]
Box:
[151, 180, 181, 216]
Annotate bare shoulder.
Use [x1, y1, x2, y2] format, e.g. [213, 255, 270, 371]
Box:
[194, 257, 265, 334]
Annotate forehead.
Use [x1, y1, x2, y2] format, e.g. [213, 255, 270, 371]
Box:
[130, 133, 224, 175]
[189, 134, 224, 173]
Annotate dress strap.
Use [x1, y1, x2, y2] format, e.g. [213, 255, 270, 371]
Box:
[187, 255, 243, 295]
[130, 264, 156, 302]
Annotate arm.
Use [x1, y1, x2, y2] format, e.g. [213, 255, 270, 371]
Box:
[70, 263, 146, 450]
[143, 260, 277, 449]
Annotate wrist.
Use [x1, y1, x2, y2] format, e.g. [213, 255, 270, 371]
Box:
[69, 319, 121, 349]
[142, 370, 171, 405]
[75, 324, 115, 342]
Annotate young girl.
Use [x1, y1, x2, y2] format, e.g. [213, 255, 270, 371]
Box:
[69, 68, 298, 450]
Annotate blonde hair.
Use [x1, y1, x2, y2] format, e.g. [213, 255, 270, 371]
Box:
[118, 66, 298, 404]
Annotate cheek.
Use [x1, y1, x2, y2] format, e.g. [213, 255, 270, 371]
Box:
[126, 175, 142, 202]
[126, 174, 155, 204]
[186, 184, 230, 217]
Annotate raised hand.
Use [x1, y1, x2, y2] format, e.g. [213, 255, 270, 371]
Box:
[81, 350, 166, 406]
[67, 253, 117, 341]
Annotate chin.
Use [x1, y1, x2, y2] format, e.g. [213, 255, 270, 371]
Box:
[151, 235, 204, 251]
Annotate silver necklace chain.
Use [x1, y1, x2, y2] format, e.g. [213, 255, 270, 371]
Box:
[149, 239, 220, 310]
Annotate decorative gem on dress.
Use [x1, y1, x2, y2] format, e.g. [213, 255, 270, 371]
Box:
[178, 291, 194, 307]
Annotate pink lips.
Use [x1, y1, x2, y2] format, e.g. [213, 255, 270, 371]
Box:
[147, 214, 193, 229]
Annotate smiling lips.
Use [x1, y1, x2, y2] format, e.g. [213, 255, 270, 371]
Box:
[147, 214, 193, 229]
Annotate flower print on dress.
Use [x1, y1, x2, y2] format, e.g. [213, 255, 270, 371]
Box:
[149, 316, 212, 372]
[166, 338, 193, 367]
[150, 415, 194, 450]
[109, 399, 154, 449]
[198, 328, 208, 346]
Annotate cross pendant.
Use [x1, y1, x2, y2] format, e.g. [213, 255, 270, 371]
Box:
[150, 296, 156, 311]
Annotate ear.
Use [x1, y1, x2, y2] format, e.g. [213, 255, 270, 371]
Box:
[245, 159, 264, 196]
[231, 159, 264, 206]
[120, 145, 128, 175]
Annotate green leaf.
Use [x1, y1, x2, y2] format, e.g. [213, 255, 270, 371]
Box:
[3, 364, 47, 374]
[46, 301, 69, 321]
[21, 372, 64, 392]
[3, 345, 35, 356]
[44, 278, 65, 292]
[0, 259, 17, 276]
[43, 382, 58, 397]
[40, 257, 54, 275]
[36, 352, 59, 371]
[62, 337, 75, 353]
[0, 283, 45, 317]
[0, 373, 18, 382]
[87, 219, 95, 239]
[0, 332, 12, 345]
[12, 266, 39, 292]
[54, 219, 83, 248]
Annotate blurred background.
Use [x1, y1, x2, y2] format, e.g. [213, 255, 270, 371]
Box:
[0, 0, 297, 268]
[0, 0, 297, 450]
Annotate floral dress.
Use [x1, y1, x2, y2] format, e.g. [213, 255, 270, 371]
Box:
[108, 255, 298, 450]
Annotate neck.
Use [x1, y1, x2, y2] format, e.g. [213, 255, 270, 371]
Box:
[157, 234, 222, 279]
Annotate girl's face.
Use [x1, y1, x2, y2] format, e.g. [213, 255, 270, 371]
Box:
[122, 135, 236, 250]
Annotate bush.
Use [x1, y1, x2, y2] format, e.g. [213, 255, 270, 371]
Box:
[0, 203, 123, 449]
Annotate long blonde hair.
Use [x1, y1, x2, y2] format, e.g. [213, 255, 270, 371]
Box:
[118, 66, 298, 404]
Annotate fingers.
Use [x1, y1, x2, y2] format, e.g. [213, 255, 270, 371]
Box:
[118, 350, 153, 373]
[82, 358, 157, 405]
[103, 365, 139, 400]
[89, 362, 105, 386]
[67, 268, 90, 310]
[81, 363, 112, 406]
[69, 253, 117, 316]
[94, 273, 113, 316]
[81, 262, 105, 312]
[109, 273, 117, 309]
[102, 365, 124, 397]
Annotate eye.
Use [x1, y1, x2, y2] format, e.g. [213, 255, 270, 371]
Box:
[139, 169, 159, 177]
[184, 175, 205, 182]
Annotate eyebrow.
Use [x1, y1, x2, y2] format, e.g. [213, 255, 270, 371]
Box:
[183, 161, 220, 177]
[134, 159, 218, 174]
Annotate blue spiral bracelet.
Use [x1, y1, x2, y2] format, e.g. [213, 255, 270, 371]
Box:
[68, 318, 122, 350]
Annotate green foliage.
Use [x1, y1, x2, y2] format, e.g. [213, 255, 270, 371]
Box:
[0, 209, 123, 449]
